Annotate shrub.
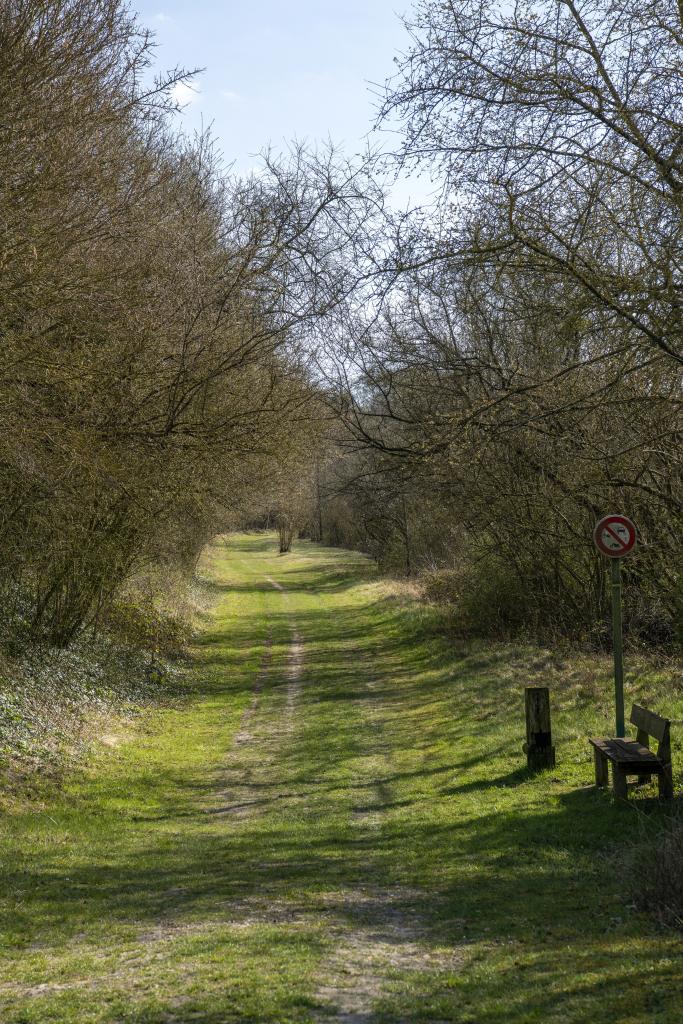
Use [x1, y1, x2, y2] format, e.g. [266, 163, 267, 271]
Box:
[103, 599, 192, 660]
[421, 561, 535, 638]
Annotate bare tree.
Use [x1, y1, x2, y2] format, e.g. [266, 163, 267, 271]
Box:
[0, 0, 383, 646]
[380, 0, 683, 366]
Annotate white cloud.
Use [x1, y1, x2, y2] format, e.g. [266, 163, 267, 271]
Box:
[220, 90, 242, 102]
[170, 80, 201, 107]
[154, 12, 172, 23]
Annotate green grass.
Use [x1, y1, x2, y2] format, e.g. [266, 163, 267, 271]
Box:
[0, 533, 681, 1023]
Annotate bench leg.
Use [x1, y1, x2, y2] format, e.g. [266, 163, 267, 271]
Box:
[612, 765, 628, 800]
[658, 764, 673, 800]
[593, 747, 609, 788]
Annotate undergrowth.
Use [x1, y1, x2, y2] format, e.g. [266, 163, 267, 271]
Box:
[623, 813, 683, 932]
[0, 565, 209, 800]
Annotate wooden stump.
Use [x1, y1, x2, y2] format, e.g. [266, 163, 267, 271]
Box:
[524, 686, 556, 770]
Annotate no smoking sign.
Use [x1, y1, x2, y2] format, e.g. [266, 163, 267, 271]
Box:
[593, 514, 637, 558]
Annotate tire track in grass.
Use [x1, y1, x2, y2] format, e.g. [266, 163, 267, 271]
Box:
[210, 574, 303, 821]
[313, 647, 463, 1022]
[261, 571, 458, 1023]
[314, 886, 462, 1024]
[233, 626, 272, 746]
[267, 575, 303, 725]
[213, 624, 273, 817]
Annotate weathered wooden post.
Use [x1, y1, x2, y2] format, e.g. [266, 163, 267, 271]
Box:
[524, 686, 555, 770]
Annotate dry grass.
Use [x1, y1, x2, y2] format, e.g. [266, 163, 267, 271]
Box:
[624, 814, 683, 930]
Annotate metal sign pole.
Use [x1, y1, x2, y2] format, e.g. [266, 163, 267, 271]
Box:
[611, 557, 625, 737]
[594, 514, 636, 738]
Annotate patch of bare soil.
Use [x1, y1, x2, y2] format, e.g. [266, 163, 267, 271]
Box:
[313, 887, 462, 1023]
[267, 577, 303, 720]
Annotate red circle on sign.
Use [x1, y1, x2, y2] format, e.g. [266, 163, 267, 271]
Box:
[593, 514, 637, 558]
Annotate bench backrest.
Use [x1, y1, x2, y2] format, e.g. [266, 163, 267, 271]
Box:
[630, 705, 671, 758]
[630, 704, 669, 741]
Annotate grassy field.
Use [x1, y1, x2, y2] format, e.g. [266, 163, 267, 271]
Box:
[0, 533, 681, 1023]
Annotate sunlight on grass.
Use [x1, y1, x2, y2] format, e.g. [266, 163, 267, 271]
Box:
[0, 533, 681, 1023]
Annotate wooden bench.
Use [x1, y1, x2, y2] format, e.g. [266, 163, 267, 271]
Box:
[590, 705, 673, 799]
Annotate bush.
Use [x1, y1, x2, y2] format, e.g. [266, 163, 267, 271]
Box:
[103, 599, 192, 660]
[421, 561, 535, 638]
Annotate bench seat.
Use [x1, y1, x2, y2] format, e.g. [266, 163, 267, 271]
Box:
[589, 737, 664, 772]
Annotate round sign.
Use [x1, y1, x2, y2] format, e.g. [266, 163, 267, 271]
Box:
[593, 514, 637, 558]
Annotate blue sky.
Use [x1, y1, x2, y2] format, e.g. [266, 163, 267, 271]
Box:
[134, 1, 413, 179]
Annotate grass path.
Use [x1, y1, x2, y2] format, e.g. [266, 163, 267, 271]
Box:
[1, 534, 682, 1023]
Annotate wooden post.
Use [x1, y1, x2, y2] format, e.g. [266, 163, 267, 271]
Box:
[658, 725, 673, 799]
[524, 686, 556, 770]
[593, 746, 609, 787]
[612, 765, 628, 800]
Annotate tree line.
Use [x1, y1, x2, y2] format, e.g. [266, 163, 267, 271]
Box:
[0, 0, 374, 647]
[1, 0, 680, 651]
[310, 0, 682, 643]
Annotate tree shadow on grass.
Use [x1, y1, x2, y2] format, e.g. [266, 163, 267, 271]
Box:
[2, 537, 682, 1021]
[4, 778, 680, 1023]
[441, 765, 536, 795]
